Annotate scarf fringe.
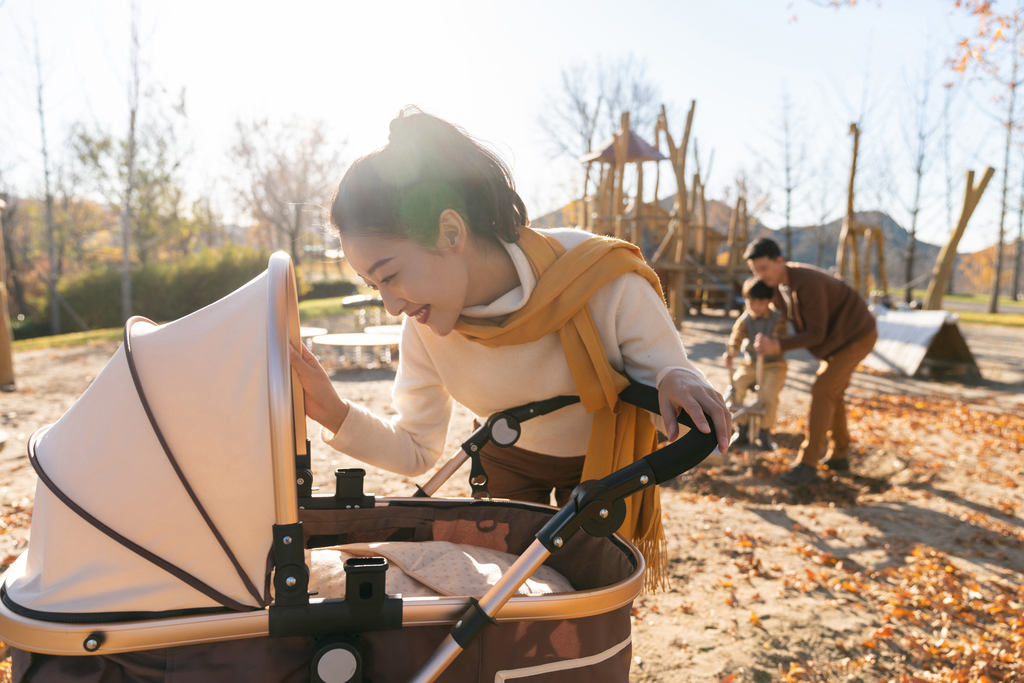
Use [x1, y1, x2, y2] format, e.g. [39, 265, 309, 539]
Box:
[636, 533, 670, 593]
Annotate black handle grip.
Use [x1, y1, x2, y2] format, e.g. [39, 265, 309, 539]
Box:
[618, 382, 719, 484]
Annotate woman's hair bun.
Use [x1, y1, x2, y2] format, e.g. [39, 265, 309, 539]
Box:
[387, 106, 420, 145]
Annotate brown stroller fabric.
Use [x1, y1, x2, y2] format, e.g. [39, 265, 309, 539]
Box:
[11, 501, 638, 683]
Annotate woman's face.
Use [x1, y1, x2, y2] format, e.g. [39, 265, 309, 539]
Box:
[342, 232, 469, 337]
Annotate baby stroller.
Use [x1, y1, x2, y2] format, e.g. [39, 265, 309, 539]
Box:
[0, 253, 718, 683]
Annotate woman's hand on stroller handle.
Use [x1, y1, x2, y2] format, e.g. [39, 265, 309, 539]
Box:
[657, 369, 732, 454]
[290, 343, 349, 435]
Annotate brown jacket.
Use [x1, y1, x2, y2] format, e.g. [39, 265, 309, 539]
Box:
[772, 263, 876, 360]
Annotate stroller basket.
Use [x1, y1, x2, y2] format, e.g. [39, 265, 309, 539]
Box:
[0, 253, 716, 683]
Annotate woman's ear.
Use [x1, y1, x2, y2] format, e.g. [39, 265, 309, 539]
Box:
[436, 209, 467, 253]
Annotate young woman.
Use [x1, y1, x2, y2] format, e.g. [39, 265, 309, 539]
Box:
[291, 107, 730, 587]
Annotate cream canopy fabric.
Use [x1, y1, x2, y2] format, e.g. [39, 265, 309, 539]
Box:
[7, 253, 301, 615]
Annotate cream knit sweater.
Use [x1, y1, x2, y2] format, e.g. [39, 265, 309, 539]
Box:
[323, 227, 709, 476]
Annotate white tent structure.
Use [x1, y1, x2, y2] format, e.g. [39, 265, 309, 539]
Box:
[5, 252, 305, 616]
[863, 309, 980, 379]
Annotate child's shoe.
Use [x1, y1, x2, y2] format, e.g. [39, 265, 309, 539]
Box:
[757, 429, 776, 451]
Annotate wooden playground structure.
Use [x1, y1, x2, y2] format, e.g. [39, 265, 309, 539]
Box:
[835, 123, 889, 298]
[551, 100, 998, 334]
[567, 102, 745, 325]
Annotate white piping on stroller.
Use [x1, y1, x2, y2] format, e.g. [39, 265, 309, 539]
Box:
[493, 635, 631, 681]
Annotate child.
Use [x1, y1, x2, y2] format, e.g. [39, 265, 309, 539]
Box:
[723, 277, 788, 450]
[291, 107, 730, 587]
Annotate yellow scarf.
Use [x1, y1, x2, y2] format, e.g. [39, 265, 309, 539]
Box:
[455, 227, 669, 591]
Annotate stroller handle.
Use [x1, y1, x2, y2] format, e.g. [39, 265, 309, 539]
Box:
[618, 382, 719, 484]
[409, 382, 718, 683]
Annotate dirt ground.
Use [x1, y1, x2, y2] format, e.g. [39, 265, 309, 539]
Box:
[0, 313, 1021, 682]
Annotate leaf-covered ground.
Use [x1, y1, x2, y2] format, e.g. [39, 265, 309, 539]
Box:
[0, 315, 1020, 682]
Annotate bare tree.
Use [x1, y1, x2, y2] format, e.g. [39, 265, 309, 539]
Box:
[989, 28, 1022, 313]
[810, 156, 840, 266]
[0, 187, 29, 317]
[899, 61, 940, 304]
[537, 55, 662, 196]
[777, 85, 806, 258]
[954, 6, 1024, 311]
[120, 1, 140, 322]
[31, 21, 61, 334]
[1016, 157, 1024, 299]
[229, 118, 343, 266]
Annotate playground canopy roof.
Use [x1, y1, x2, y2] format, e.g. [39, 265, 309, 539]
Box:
[580, 129, 668, 164]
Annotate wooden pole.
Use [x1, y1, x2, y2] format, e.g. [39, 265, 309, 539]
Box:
[659, 101, 696, 325]
[925, 167, 996, 310]
[612, 112, 630, 241]
[725, 194, 743, 285]
[0, 199, 14, 389]
[836, 123, 860, 285]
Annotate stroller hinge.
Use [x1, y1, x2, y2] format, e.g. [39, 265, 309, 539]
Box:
[273, 522, 309, 607]
[536, 459, 658, 551]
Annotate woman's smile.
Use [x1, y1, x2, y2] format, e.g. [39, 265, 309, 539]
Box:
[410, 304, 431, 324]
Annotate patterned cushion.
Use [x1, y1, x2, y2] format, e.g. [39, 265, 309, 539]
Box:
[307, 541, 574, 599]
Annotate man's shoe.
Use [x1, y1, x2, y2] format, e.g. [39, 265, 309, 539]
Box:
[757, 429, 776, 451]
[730, 430, 749, 447]
[821, 458, 850, 471]
[779, 463, 818, 484]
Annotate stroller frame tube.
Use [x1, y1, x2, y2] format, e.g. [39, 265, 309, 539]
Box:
[409, 539, 552, 683]
[268, 252, 300, 526]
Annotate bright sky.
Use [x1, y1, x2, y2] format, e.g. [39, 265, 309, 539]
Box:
[0, 0, 1014, 255]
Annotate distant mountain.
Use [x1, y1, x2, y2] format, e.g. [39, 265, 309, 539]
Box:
[753, 211, 944, 292]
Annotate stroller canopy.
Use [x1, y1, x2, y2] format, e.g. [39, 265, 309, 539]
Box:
[6, 253, 304, 616]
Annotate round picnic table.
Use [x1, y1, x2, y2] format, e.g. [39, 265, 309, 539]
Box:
[311, 333, 401, 370]
[363, 325, 403, 336]
[299, 327, 328, 340]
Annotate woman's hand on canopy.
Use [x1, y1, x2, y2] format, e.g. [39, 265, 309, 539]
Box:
[657, 369, 731, 453]
[290, 343, 349, 435]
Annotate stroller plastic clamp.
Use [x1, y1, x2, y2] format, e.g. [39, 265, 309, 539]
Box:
[296, 441, 314, 498]
[450, 596, 499, 649]
[270, 558, 403, 638]
[334, 469, 376, 509]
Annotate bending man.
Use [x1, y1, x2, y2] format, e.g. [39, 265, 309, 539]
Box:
[744, 238, 877, 485]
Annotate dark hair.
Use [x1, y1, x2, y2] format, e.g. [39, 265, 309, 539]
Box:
[742, 277, 774, 300]
[743, 237, 782, 261]
[329, 106, 528, 247]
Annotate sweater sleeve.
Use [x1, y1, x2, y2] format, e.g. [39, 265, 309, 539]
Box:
[596, 272, 709, 389]
[778, 287, 828, 352]
[322, 323, 454, 477]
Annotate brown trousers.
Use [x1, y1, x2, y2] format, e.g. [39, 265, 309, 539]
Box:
[479, 441, 586, 507]
[797, 328, 878, 467]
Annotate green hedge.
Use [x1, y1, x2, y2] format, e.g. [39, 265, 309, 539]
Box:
[299, 279, 358, 301]
[20, 247, 273, 338]
[17, 248, 360, 339]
